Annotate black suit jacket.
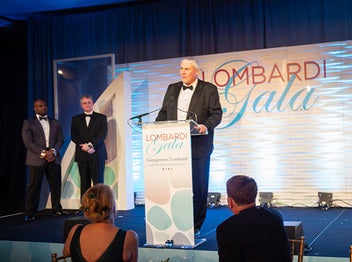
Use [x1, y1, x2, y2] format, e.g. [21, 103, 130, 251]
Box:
[70, 112, 108, 162]
[216, 207, 291, 262]
[156, 79, 223, 158]
[22, 117, 64, 166]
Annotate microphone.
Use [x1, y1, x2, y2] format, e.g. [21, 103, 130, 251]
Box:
[129, 112, 149, 121]
[129, 107, 161, 124]
[174, 105, 198, 123]
[187, 111, 198, 122]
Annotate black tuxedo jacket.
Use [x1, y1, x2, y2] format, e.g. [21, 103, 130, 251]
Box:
[22, 117, 64, 166]
[156, 79, 223, 158]
[71, 112, 107, 162]
[216, 207, 291, 262]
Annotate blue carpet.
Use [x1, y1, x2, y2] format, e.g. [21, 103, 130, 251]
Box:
[0, 206, 351, 257]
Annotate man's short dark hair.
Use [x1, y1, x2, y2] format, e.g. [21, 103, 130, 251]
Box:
[226, 175, 258, 205]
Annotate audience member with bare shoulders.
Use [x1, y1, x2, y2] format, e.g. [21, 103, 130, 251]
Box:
[63, 184, 139, 262]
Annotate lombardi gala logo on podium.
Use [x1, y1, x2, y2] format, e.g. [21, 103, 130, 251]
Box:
[144, 131, 189, 156]
[207, 59, 326, 128]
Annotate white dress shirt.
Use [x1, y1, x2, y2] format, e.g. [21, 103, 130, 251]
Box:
[37, 114, 50, 148]
[177, 79, 198, 120]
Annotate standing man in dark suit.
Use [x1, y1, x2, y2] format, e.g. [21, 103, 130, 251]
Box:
[22, 99, 65, 222]
[71, 94, 108, 200]
[156, 57, 223, 235]
[216, 175, 291, 262]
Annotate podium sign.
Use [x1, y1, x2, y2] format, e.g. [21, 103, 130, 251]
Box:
[142, 120, 195, 247]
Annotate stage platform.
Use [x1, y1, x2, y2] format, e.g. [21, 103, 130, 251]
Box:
[1, 205, 352, 261]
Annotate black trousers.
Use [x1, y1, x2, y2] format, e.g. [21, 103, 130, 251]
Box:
[77, 158, 105, 199]
[26, 162, 62, 215]
[192, 156, 211, 231]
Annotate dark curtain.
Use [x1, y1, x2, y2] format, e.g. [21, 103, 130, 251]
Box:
[26, 0, 269, 113]
[0, 22, 27, 216]
[264, 0, 352, 47]
[2, 0, 352, 215]
[26, 0, 352, 113]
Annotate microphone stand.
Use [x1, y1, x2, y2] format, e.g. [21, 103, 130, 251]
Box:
[128, 107, 161, 125]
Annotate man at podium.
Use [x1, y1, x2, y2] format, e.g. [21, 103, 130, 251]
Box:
[156, 57, 223, 235]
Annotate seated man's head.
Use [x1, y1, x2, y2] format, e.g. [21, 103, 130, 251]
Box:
[226, 175, 257, 214]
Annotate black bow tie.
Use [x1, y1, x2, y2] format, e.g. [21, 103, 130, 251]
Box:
[84, 114, 92, 118]
[39, 116, 47, 121]
[183, 85, 193, 91]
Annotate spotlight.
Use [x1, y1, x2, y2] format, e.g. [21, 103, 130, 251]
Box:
[318, 192, 333, 210]
[207, 192, 221, 208]
[259, 192, 273, 207]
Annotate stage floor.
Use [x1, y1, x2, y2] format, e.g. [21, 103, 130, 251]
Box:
[0, 205, 352, 258]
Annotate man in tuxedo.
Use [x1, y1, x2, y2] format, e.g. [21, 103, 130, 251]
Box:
[71, 94, 108, 201]
[22, 99, 65, 222]
[156, 57, 223, 235]
[216, 175, 291, 262]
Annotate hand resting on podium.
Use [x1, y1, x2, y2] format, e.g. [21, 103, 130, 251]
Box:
[194, 124, 208, 135]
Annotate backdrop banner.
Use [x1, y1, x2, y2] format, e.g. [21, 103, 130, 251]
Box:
[122, 40, 352, 206]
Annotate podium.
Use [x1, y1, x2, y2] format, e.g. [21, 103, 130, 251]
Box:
[142, 120, 206, 248]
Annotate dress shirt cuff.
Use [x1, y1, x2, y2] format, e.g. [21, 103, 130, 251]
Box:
[39, 150, 46, 159]
[51, 148, 57, 156]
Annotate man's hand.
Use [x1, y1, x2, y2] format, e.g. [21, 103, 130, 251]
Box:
[87, 148, 96, 154]
[44, 150, 55, 162]
[80, 143, 95, 154]
[194, 124, 208, 134]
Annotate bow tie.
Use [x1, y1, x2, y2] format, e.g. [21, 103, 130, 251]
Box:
[39, 116, 47, 121]
[183, 85, 193, 91]
[84, 114, 92, 118]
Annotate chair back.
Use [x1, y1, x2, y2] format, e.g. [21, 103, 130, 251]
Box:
[349, 245, 352, 262]
[288, 236, 305, 262]
[51, 253, 69, 262]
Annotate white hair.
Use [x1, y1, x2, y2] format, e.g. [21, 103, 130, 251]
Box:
[181, 57, 200, 70]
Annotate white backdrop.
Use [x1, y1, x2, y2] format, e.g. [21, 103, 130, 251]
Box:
[122, 40, 352, 207]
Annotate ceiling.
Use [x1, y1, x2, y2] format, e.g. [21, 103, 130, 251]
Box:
[0, 0, 139, 22]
